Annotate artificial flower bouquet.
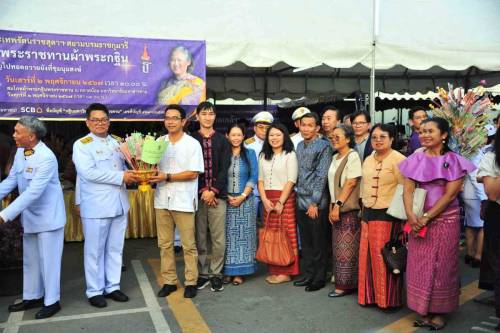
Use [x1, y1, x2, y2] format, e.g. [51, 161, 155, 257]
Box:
[119, 132, 168, 191]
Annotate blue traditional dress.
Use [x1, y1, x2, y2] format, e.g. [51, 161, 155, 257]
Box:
[224, 148, 258, 276]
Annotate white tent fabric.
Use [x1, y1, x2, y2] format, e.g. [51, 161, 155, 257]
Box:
[1, 0, 499, 101]
[1, 0, 499, 70]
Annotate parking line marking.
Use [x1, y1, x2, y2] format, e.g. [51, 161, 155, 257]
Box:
[3, 305, 23, 333]
[132, 260, 172, 333]
[0, 307, 149, 329]
[148, 258, 211, 333]
[375, 280, 483, 333]
[471, 327, 496, 333]
[481, 321, 498, 327]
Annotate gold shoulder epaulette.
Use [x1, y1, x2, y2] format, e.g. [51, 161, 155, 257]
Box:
[111, 134, 123, 142]
[80, 136, 93, 144]
[245, 137, 255, 144]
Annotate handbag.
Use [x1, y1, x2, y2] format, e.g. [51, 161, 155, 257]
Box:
[387, 184, 426, 220]
[333, 151, 361, 213]
[256, 211, 295, 266]
[381, 225, 408, 275]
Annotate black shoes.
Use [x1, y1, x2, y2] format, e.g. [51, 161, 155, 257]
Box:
[8, 298, 44, 312]
[196, 277, 210, 290]
[88, 295, 107, 308]
[471, 259, 481, 268]
[184, 285, 197, 298]
[157, 284, 177, 297]
[35, 301, 61, 319]
[90, 291, 128, 307]
[293, 277, 313, 287]
[104, 290, 129, 302]
[210, 277, 224, 292]
[305, 283, 325, 292]
[157, 284, 196, 298]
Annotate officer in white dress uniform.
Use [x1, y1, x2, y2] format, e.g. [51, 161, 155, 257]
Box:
[244, 111, 274, 219]
[290, 107, 311, 149]
[0, 116, 65, 319]
[72, 103, 138, 308]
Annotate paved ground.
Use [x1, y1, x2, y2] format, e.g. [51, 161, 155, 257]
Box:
[0, 239, 498, 333]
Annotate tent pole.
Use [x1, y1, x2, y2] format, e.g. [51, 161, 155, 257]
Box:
[370, 0, 379, 124]
[370, 43, 375, 122]
[263, 68, 269, 111]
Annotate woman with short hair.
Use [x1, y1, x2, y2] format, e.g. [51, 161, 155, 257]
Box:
[358, 123, 406, 311]
[327, 125, 362, 298]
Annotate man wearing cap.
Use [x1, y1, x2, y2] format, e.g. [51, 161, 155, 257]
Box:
[0, 116, 65, 319]
[245, 111, 274, 219]
[290, 107, 311, 149]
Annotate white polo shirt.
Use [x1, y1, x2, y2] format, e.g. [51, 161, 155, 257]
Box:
[154, 133, 204, 213]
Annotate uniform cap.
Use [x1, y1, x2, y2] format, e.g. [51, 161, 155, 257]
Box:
[252, 111, 274, 124]
[292, 107, 311, 121]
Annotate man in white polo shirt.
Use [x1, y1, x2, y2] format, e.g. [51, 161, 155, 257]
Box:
[149, 104, 204, 299]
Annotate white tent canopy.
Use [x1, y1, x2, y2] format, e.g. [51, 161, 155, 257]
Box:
[1, 0, 500, 100]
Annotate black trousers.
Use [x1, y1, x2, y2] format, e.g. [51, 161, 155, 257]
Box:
[297, 208, 329, 284]
[478, 201, 500, 317]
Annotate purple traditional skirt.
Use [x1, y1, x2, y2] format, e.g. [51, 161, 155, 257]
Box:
[406, 207, 460, 315]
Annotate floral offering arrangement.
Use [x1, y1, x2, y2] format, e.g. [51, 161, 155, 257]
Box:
[430, 83, 492, 159]
[119, 132, 168, 191]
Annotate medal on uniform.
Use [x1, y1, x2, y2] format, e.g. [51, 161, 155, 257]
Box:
[24, 149, 34, 157]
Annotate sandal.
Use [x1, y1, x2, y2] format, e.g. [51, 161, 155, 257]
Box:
[223, 276, 232, 284]
[328, 289, 354, 298]
[427, 322, 446, 331]
[413, 318, 431, 328]
[268, 275, 291, 284]
[265, 275, 277, 284]
[427, 318, 446, 331]
[232, 276, 244, 285]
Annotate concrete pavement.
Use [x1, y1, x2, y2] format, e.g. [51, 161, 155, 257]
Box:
[0, 239, 497, 333]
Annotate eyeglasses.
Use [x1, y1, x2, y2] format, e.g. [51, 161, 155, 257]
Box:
[88, 118, 109, 124]
[164, 116, 183, 121]
[371, 135, 389, 141]
[352, 121, 368, 126]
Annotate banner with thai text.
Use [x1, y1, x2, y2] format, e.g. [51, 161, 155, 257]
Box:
[0, 30, 206, 120]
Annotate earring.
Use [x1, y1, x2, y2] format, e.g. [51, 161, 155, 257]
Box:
[442, 139, 446, 143]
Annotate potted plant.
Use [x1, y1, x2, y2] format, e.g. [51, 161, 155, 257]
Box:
[0, 217, 23, 296]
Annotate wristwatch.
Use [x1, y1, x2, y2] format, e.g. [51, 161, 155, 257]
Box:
[166, 173, 171, 182]
[423, 212, 430, 218]
[335, 200, 344, 207]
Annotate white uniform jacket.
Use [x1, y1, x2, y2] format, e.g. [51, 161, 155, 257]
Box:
[72, 133, 129, 219]
[0, 141, 66, 233]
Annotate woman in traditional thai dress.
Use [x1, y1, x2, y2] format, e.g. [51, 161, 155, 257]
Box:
[157, 45, 206, 105]
[477, 127, 500, 332]
[358, 123, 406, 311]
[257, 123, 299, 284]
[400, 117, 475, 330]
[223, 123, 258, 285]
[326, 125, 362, 297]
